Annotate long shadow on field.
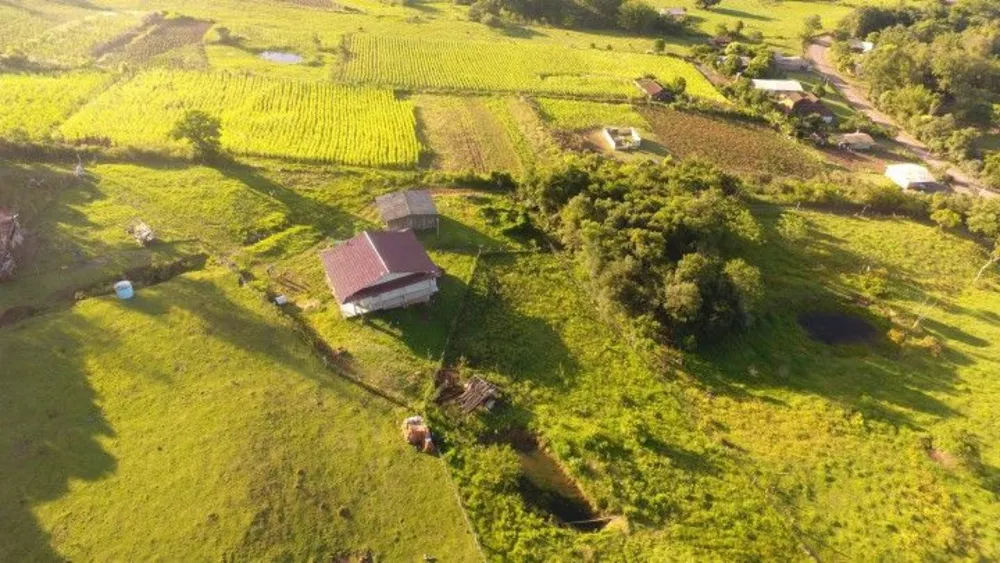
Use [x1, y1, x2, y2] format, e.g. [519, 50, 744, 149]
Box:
[442, 253, 579, 391]
[420, 216, 509, 254]
[214, 162, 368, 240]
[695, 204, 968, 429]
[0, 314, 117, 562]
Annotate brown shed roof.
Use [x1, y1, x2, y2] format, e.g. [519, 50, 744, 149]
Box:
[375, 190, 438, 223]
[635, 78, 666, 97]
[319, 230, 441, 304]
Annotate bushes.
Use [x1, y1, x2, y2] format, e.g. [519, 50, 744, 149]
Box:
[522, 155, 762, 346]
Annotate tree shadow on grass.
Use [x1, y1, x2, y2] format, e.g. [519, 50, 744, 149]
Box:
[0, 314, 117, 562]
[696, 204, 970, 428]
[213, 161, 368, 240]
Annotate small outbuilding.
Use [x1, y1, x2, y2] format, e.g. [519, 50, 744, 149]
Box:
[658, 7, 687, 20]
[602, 127, 642, 151]
[778, 92, 835, 123]
[319, 230, 442, 318]
[848, 39, 875, 53]
[375, 189, 439, 232]
[752, 79, 805, 94]
[885, 163, 942, 192]
[774, 55, 810, 71]
[835, 132, 874, 151]
[634, 78, 671, 102]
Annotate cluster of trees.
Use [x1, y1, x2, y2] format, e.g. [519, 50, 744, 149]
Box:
[833, 2, 1000, 175]
[521, 155, 764, 347]
[460, 0, 688, 34]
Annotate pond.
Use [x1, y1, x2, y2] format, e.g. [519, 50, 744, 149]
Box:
[799, 311, 878, 345]
[260, 51, 303, 64]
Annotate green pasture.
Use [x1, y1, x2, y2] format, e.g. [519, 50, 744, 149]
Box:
[0, 268, 480, 561]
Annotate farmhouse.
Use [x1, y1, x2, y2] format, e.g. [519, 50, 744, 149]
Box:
[319, 230, 442, 318]
[0, 209, 23, 281]
[602, 127, 642, 151]
[835, 132, 874, 151]
[375, 189, 439, 232]
[658, 7, 686, 20]
[777, 92, 835, 123]
[634, 78, 671, 102]
[885, 163, 942, 192]
[752, 79, 805, 94]
[774, 55, 810, 71]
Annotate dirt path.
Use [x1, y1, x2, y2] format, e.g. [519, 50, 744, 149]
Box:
[806, 36, 995, 199]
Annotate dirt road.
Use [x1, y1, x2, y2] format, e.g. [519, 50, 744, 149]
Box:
[806, 36, 995, 199]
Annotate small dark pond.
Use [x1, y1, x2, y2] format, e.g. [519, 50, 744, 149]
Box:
[799, 312, 878, 345]
[260, 51, 303, 64]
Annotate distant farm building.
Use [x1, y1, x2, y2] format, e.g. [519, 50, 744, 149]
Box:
[835, 132, 874, 151]
[658, 7, 687, 20]
[774, 55, 810, 71]
[710, 35, 733, 48]
[848, 39, 875, 53]
[885, 163, 942, 192]
[0, 209, 24, 281]
[752, 79, 805, 94]
[602, 127, 642, 151]
[375, 189, 439, 232]
[777, 92, 835, 123]
[319, 230, 442, 318]
[634, 78, 671, 102]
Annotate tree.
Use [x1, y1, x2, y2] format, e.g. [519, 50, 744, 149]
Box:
[930, 208, 962, 230]
[800, 14, 822, 43]
[653, 38, 665, 53]
[170, 110, 222, 161]
[982, 152, 1000, 189]
[695, 0, 720, 9]
[617, 0, 658, 33]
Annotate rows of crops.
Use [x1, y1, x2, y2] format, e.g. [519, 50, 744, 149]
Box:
[18, 12, 146, 67]
[340, 35, 724, 101]
[639, 106, 823, 176]
[0, 73, 113, 140]
[534, 98, 649, 130]
[60, 71, 421, 166]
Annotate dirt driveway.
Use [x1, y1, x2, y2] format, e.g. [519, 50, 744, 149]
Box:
[806, 36, 995, 199]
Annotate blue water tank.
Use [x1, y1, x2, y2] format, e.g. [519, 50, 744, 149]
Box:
[114, 280, 134, 300]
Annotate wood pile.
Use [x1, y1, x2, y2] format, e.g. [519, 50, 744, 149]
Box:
[457, 377, 500, 414]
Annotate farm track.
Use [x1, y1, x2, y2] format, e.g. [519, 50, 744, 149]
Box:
[806, 36, 996, 199]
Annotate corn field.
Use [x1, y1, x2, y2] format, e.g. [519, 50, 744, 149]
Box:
[0, 72, 113, 139]
[60, 71, 421, 167]
[340, 35, 725, 101]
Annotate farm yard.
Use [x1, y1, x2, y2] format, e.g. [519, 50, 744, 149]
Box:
[4, 0, 1000, 561]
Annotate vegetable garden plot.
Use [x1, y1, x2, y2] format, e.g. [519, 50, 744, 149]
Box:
[60, 71, 421, 167]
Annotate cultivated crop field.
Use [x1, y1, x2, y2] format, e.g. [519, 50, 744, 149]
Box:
[0, 73, 112, 140]
[60, 71, 421, 166]
[640, 106, 825, 176]
[534, 98, 648, 131]
[15, 11, 146, 68]
[339, 35, 725, 101]
[414, 95, 522, 173]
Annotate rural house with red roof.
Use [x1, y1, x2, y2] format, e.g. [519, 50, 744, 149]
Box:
[319, 230, 442, 318]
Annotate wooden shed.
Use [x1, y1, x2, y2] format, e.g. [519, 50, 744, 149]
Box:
[375, 190, 439, 232]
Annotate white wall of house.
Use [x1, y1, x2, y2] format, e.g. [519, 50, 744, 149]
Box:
[340, 278, 439, 318]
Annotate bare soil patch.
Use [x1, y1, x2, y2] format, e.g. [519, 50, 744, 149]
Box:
[798, 311, 878, 345]
[99, 17, 212, 66]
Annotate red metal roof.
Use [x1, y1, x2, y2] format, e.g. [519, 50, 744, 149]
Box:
[319, 230, 440, 304]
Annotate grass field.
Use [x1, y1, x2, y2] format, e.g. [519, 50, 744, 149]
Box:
[414, 95, 523, 174]
[639, 106, 826, 176]
[439, 207, 1000, 560]
[17, 11, 146, 68]
[59, 71, 420, 166]
[0, 268, 481, 561]
[0, 73, 112, 140]
[339, 35, 724, 101]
